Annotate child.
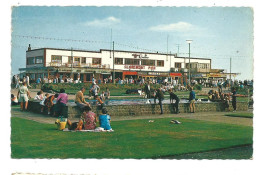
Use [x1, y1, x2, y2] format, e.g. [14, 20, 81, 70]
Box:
[44, 93, 59, 115]
[104, 87, 110, 99]
[11, 94, 18, 106]
[224, 94, 230, 111]
[99, 108, 112, 130]
[100, 91, 106, 101]
[34, 91, 44, 101]
[40, 93, 49, 113]
[95, 95, 105, 109]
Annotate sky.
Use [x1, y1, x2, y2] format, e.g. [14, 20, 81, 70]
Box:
[11, 6, 254, 80]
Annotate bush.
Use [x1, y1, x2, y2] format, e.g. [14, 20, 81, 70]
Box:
[193, 84, 202, 91]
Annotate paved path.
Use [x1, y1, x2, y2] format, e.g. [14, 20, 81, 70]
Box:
[11, 106, 253, 127]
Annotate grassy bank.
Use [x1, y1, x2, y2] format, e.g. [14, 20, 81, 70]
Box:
[225, 112, 253, 118]
[11, 117, 252, 159]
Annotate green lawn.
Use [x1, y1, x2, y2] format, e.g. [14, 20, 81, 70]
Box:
[225, 112, 253, 118]
[11, 117, 253, 159]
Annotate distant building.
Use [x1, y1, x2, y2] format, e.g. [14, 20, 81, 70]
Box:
[19, 45, 231, 84]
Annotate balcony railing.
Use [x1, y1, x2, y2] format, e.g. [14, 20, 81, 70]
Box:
[171, 67, 212, 73]
[48, 62, 110, 69]
[170, 68, 188, 73]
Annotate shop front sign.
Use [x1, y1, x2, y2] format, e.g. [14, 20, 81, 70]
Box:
[124, 65, 145, 69]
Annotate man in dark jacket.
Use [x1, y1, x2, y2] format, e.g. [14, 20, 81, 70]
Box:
[144, 81, 151, 98]
[154, 88, 164, 114]
[231, 87, 237, 112]
[169, 89, 180, 114]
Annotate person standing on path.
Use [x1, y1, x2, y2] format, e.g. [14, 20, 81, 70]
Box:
[56, 88, 68, 117]
[144, 81, 151, 99]
[232, 87, 237, 112]
[154, 88, 164, 114]
[189, 87, 196, 113]
[17, 82, 31, 111]
[15, 75, 20, 89]
[26, 75, 31, 88]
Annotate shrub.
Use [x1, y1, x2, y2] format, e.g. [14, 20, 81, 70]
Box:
[193, 84, 202, 91]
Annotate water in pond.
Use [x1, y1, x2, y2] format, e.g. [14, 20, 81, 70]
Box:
[67, 98, 211, 106]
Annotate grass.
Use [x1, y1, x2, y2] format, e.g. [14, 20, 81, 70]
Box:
[164, 145, 253, 159]
[225, 112, 253, 118]
[11, 117, 253, 159]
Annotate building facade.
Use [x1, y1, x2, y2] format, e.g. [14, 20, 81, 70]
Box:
[19, 45, 228, 84]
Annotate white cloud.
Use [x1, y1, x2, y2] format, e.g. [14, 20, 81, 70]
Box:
[149, 22, 195, 32]
[84, 16, 120, 27]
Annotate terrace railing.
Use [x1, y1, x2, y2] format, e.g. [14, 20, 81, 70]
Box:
[48, 62, 110, 69]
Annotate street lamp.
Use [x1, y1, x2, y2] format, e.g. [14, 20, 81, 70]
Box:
[186, 40, 192, 85]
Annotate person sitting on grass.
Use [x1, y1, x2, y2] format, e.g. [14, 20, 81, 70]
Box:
[44, 93, 59, 115]
[67, 106, 97, 130]
[11, 94, 18, 106]
[82, 106, 98, 130]
[99, 108, 112, 131]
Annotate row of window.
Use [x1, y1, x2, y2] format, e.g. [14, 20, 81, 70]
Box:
[27, 55, 209, 69]
[51, 55, 101, 65]
[174, 62, 210, 69]
[115, 58, 165, 67]
[27, 56, 43, 65]
[51, 56, 164, 67]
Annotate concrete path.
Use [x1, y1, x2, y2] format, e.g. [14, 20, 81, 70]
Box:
[11, 106, 253, 127]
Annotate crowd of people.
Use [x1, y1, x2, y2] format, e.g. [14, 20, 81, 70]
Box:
[12, 80, 113, 131]
[207, 87, 239, 112]
[11, 74, 251, 131]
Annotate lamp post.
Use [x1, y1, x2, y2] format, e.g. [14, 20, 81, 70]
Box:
[186, 40, 192, 85]
[113, 41, 115, 84]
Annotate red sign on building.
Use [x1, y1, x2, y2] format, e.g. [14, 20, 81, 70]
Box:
[170, 73, 182, 77]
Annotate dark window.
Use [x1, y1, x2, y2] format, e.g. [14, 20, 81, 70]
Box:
[92, 58, 101, 65]
[125, 58, 139, 65]
[157, 60, 164, 67]
[141, 59, 155, 66]
[74, 57, 80, 63]
[35, 56, 43, 64]
[51, 55, 62, 63]
[27, 57, 35, 65]
[68, 56, 73, 64]
[81, 57, 86, 64]
[115, 58, 123, 64]
[175, 62, 182, 68]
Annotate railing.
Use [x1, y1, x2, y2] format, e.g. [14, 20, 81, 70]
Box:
[171, 67, 213, 73]
[48, 62, 110, 69]
[170, 68, 188, 73]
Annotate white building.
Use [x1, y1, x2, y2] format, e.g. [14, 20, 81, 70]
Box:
[19, 45, 225, 84]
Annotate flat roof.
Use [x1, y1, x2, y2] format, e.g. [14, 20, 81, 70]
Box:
[26, 47, 211, 60]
